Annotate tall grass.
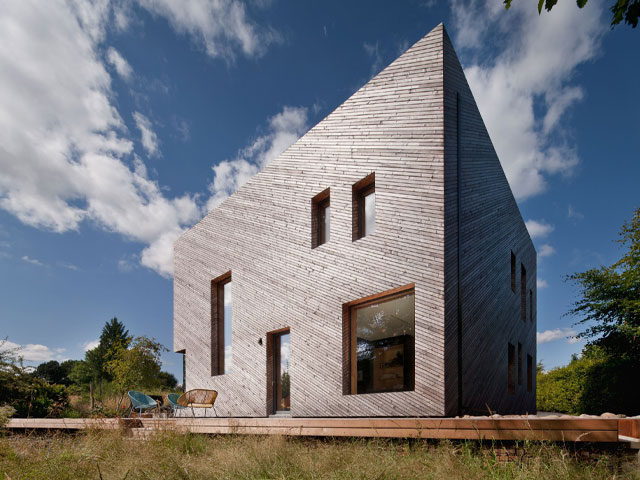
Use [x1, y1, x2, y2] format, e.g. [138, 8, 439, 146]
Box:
[1, 430, 637, 479]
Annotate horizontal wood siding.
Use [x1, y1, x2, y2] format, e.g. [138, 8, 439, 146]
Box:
[443, 29, 537, 415]
[174, 24, 449, 417]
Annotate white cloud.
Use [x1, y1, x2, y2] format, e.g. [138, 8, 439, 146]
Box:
[526, 219, 554, 239]
[0, 1, 200, 278]
[106, 47, 133, 81]
[537, 328, 577, 345]
[451, 0, 605, 200]
[135, 0, 280, 60]
[568, 204, 584, 220]
[133, 112, 160, 157]
[2, 340, 66, 362]
[59, 262, 80, 271]
[363, 41, 384, 77]
[538, 244, 555, 258]
[21, 255, 45, 267]
[206, 106, 309, 211]
[537, 278, 549, 289]
[83, 339, 100, 351]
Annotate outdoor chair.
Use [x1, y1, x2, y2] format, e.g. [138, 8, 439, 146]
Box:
[167, 393, 186, 417]
[127, 391, 158, 418]
[177, 389, 218, 417]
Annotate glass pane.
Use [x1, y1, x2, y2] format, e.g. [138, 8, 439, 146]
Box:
[278, 333, 291, 411]
[223, 281, 232, 372]
[324, 205, 330, 243]
[364, 192, 375, 236]
[354, 291, 414, 394]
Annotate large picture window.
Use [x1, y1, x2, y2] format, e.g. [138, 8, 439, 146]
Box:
[211, 272, 232, 375]
[345, 285, 415, 394]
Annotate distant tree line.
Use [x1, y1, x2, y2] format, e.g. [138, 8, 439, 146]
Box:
[537, 207, 639, 415]
[1, 318, 179, 418]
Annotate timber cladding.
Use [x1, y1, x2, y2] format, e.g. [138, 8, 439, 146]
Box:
[173, 23, 535, 418]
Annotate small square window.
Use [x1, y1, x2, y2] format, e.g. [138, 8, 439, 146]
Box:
[311, 188, 330, 248]
[353, 173, 375, 240]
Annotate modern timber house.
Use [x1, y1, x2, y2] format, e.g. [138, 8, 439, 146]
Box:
[173, 23, 537, 418]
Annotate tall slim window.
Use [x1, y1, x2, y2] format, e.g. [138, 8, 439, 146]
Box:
[529, 289, 533, 323]
[527, 354, 533, 392]
[521, 264, 527, 322]
[353, 173, 375, 240]
[508, 343, 515, 395]
[511, 251, 516, 292]
[345, 285, 415, 394]
[517, 342, 523, 386]
[312, 188, 330, 248]
[212, 272, 232, 375]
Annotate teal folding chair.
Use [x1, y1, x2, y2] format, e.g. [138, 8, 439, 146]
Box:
[127, 391, 157, 417]
[167, 393, 186, 417]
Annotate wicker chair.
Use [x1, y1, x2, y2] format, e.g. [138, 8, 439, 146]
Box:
[177, 389, 218, 417]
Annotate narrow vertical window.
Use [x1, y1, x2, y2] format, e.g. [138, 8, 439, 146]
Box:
[511, 251, 516, 293]
[177, 349, 186, 391]
[353, 173, 375, 240]
[211, 272, 232, 375]
[529, 289, 533, 323]
[527, 354, 533, 392]
[517, 343, 523, 386]
[508, 343, 515, 395]
[312, 188, 330, 248]
[521, 264, 527, 322]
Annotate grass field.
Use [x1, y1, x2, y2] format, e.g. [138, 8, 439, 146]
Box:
[1, 430, 638, 479]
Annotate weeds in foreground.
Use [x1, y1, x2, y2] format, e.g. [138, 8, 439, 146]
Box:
[0, 430, 637, 479]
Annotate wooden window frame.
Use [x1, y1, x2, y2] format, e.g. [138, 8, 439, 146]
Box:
[517, 342, 523, 386]
[508, 343, 515, 395]
[211, 271, 231, 376]
[311, 188, 330, 249]
[510, 251, 516, 293]
[352, 173, 375, 241]
[521, 264, 527, 323]
[342, 282, 415, 395]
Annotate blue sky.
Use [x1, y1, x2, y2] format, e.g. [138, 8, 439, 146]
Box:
[0, 0, 638, 382]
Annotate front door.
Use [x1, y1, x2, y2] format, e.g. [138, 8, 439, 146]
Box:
[273, 330, 290, 412]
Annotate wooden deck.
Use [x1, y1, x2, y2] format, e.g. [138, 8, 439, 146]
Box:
[6, 416, 640, 444]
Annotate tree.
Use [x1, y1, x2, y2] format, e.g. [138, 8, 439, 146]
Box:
[106, 336, 167, 411]
[157, 371, 178, 389]
[504, 0, 640, 29]
[540, 207, 640, 415]
[34, 360, 76, 385]
[0, 339, 69, 418]
[567, 207, 640, 359]
[99, 317, 130, 371]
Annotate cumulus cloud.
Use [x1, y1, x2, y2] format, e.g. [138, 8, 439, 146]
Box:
[537, 328, 577, 345]
[1, 340, 66, 362]
[206, 106, 309, 211]
[0, 1, 202, 278]
[451, 0, 605, 199]
[106, 47, 133, 81]
[133, 112, 160, 157]
[538, 244, 555, 258]
[525, 219, 554, 239]
[135, 0, 280, 60]
[83, 339, 100, 351]
[21, 255, 46, 267]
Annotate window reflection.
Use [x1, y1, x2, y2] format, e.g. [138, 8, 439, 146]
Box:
[352, 291, 414, 394]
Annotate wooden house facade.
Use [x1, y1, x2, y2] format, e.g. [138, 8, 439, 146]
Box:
[173, 23, 537, 417]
